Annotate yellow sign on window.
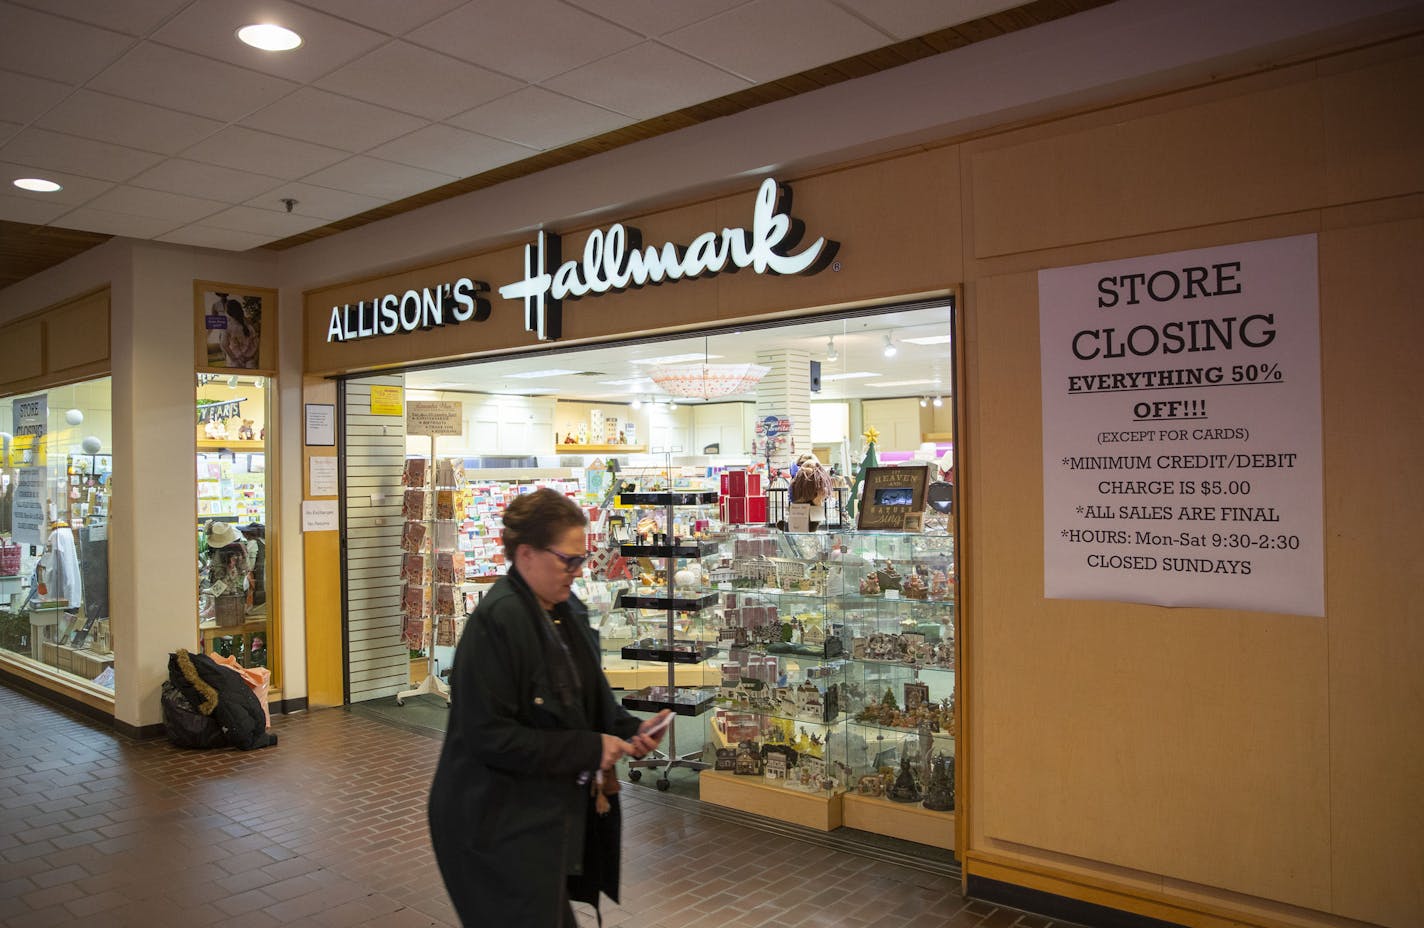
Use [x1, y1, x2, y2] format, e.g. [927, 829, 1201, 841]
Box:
[370, 385, 403, 416]
[8, 434, 45, 467]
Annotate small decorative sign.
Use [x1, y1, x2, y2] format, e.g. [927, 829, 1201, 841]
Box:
[856, 465, 931, 531]
[370, 385, 403, 416]
[407, 401, 462, 436]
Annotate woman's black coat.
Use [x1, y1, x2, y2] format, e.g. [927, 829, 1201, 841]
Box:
[428, 568, 642, 926]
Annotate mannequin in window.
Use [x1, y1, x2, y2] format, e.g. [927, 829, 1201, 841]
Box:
[239, 522, 266, 610]
[204, 520, 251, 611]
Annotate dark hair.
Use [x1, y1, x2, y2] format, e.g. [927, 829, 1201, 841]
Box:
[225, 298, 251, 336]
[502, 488, 586, 560]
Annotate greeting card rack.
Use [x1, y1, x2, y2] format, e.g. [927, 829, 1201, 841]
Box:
[396, 437, 462, 707]
[616, 489, 720, 790]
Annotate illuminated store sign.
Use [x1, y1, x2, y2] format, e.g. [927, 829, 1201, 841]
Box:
[326, 177, 835, 344]
[500, 177, 836, 340]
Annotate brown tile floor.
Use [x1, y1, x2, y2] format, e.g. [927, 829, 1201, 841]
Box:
[0, 683, 1076, 928]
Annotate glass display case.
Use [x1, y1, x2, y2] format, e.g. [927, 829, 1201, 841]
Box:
[699, 525, 957, 843]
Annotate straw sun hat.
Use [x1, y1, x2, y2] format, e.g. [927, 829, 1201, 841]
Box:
[206, 520, 243, 548]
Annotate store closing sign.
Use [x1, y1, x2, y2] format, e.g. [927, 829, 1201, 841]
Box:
[10, 395, 47, 545]
[1039, 235, 1324, 616]
[324, 178, 836, 344]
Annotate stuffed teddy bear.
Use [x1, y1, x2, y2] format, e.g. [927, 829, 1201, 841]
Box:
[237, 419, 255, 441]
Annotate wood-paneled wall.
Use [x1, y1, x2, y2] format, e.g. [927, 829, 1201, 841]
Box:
[0, 288, 109, 394]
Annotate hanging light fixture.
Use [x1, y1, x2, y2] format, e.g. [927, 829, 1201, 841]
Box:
[631, 396, 643, 410]
[882, 334, 897, 358]
[933, 395, 943, 407]
[919, 397, 928, 408]
[826, 336, 838, 362]
[649, 362, 769, 400]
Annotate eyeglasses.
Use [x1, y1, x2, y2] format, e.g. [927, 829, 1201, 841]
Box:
[543, 548, 589, 573]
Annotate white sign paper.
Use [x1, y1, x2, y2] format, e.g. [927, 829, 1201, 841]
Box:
[12, 469, 46, 545]
[304, 403, 335, 446]
[309, 456, 338, 497]
[1039, 235, 1323, 616]
[302, 499, 339, 533]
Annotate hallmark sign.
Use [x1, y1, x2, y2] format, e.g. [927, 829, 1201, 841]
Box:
[324, 178, 837, 344]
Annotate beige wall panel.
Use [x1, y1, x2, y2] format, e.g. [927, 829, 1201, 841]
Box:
[970, 82, 1324, 259]
[716, 149, 961, 319]
[966, 272, 1331, 910]
[1321, 47, 1424, 206]
[45, 290, 109, 374]
[1319, 217, 1424, 928]
[0, 318, 44, 387]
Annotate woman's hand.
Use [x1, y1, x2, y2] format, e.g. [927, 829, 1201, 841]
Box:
[629, 710, 673, 757]
[600, 733, 633, 770]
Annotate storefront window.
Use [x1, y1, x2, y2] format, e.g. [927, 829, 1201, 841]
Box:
[195, 374, 274, 680]
[0, 378, 115, 691]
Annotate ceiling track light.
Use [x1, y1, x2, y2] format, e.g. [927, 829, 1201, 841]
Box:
[826, 336, 838, 362]
[631, 396, 643, 409]
[882, 333, 897, 358]
[933, 395, 943, 407]
[919, 397, 928, 407]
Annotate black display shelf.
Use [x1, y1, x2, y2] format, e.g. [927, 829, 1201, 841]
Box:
[616, 591, 720, 612]
[617, 491, 719, 507]
[621, 640, 717, 664]
[621, 686, 716, 716]
[619, 541, 721, 558]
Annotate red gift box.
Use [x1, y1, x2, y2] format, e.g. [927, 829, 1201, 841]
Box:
[747, 495, 767, 523]
[724, 469, 761, 497]
[725, 497, 748, 524]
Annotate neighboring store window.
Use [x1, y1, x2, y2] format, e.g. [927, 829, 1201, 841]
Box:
[195, 374, 274, 680]
[0, 378, 115, 691]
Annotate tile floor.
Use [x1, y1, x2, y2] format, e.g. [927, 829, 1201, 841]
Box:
[0, 683, 1074, 928]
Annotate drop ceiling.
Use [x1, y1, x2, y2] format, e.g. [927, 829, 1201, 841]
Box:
[0, 0, 1107, 288]
[404, 304, 955, 404]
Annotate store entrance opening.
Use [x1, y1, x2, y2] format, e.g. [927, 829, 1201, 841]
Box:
[340, 301, 959, 852]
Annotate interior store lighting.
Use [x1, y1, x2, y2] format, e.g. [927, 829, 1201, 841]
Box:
[882, 334, 897, 358]
[920, 397, 928, 407]
[631, 397, 643, 409]
[238, 23, 303, 51]
[933, 395, 943, 407]
[649, 362, 769, 400]
[826, 336, 838, 362]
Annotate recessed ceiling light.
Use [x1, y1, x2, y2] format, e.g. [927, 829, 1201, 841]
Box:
[237, 23, 302, 51]
[14, 178, 62, 193]
[821, 371, 881, 382]
[872, 379, 937, 388]
[629, 353, 722, 365]
[902, 334, 953, 346]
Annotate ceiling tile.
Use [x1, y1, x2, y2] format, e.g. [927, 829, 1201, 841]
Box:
[129, 159, 284, 204]
[241, 87, 428, 152]
[84, 186, 228, 223]
[0, 71, 73, 125]
[89, 43, 299, 122]
[664, 0, 888, 83]
[407, 0, 641, 83]
[38, 90, 223, 156]
[157, 224, 276, 250]
[0, 160, 115, 205]
[199, 204, 330, 236]
[49, 205, 183, 238]
[181, 127, 349, 180]
[316, 41, 523, 121]
[149, 0, 390, 83]
[447, 86, 632, 150]
[1, 129, 163, 183]
[367, 124, 535, 177]
[8, 0, 191, 36]
[544, 41, 750, 120]
[563, 0, 750, 38]
[294, 0, 469, 37]
[0, 3, 135, 85]
[835, 0, 1022, 40]
[300, 155, 456, 200]
[0, 192, 73, 224]
[240, 181, 384, 221]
